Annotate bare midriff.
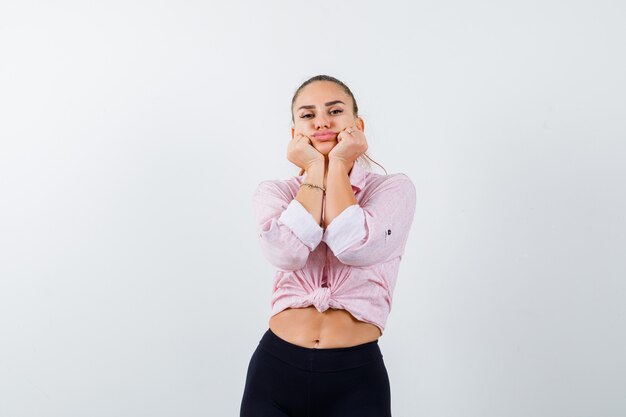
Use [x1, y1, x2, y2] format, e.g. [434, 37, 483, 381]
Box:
[269, 306, 382, 349]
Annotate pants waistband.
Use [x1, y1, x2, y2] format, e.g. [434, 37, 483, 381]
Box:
[258, 328, 383, 372]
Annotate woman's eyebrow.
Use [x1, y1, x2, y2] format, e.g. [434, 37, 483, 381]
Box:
[297, 100, 345, 111]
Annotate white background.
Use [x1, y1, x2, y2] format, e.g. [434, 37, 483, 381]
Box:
[1, 1, 625, 416]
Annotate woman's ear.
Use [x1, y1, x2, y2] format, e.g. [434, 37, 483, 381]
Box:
[356, 116, 365, 132]
[291, 127, 295, 138]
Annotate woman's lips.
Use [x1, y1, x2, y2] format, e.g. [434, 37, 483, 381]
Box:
[313, 133, 337, 141]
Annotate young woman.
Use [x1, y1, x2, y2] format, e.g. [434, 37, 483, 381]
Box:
[240, 75, 417, 417]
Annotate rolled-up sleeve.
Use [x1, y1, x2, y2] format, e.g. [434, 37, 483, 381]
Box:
[322, 174, 416, 267]
[253, 180, 324, 271]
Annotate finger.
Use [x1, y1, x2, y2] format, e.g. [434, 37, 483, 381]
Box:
[296, 133, 312, 144]
[348, 124, 363, 140]
[341, 127, 355, 140]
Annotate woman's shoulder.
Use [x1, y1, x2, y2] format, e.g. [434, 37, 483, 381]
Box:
[362, 169, 415, 193]
[253, 174, 301, 198]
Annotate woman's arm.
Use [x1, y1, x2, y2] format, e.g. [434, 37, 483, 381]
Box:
[324, 158, 357, 229]
[322, 174, 417, 267]
[297, 160, 326, 227]
[252, 162, 326, 271]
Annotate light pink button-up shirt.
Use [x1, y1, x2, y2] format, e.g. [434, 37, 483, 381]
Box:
[252, 160, 416, 335]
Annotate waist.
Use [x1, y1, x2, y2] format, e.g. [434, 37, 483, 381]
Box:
[257, 327, 383, 372]
[269, 306, 382, 349]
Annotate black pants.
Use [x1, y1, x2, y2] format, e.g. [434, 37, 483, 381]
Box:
[240, 328, 392, 417]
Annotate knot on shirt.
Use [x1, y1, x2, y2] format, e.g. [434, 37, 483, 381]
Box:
[308, 286, 332, 312]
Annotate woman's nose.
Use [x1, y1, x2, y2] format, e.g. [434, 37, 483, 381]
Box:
[315, 116, 330, 129]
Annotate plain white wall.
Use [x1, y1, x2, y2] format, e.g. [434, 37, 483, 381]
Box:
[1, 1, 625, 416]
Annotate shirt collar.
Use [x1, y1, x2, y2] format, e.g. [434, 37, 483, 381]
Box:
[298, 160, 368, 193]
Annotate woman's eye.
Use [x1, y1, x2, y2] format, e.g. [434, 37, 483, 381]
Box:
[300, 109, 342, 119]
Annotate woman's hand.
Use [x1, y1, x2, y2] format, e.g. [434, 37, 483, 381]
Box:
[287, 132, 324, 171]
[328, 124, 368, 169]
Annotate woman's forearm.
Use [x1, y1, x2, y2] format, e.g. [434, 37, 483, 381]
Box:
[295, 160, 326, 227]
[324, 158, 357, 229]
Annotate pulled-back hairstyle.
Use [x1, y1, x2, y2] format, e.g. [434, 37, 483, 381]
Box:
[290, 74, 387, 176]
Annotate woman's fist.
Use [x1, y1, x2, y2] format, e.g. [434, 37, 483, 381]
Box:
[287, 133, 324, 171]
[328, 124, 368, 165]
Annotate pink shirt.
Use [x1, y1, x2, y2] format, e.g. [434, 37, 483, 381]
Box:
[252, 160, 417, 335]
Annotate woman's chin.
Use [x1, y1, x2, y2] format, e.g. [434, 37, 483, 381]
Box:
[313, 141, 336, 154]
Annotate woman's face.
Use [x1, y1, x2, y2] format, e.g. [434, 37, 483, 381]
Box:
[291, 81, 364, 156]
